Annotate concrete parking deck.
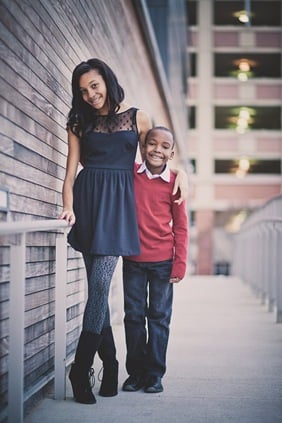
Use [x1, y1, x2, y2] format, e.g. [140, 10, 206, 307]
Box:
[25, 276, 282, 423]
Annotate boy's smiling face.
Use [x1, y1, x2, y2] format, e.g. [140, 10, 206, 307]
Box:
[144, 128, 174, 175]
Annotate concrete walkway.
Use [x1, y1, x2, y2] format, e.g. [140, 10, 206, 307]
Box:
[25, 276, 282, 423]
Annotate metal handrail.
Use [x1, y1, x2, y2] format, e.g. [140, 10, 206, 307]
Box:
[233, 211, 282, 323]
[0, 218, 69, 235]
[0, 219, 70, 423]
[238, 217, 282, 231]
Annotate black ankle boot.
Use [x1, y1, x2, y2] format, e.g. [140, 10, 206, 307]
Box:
[69, 331, 102, 404]
[99, 360, 119, 397]
[69, 363, 96, 404]
[98, 326, 119, 397]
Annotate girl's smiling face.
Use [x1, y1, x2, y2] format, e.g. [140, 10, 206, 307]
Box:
[144, 128, 174, 174]
[79, 69, 109, 115]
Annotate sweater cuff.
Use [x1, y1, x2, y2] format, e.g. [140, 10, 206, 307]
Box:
[171, 261, 186, 280]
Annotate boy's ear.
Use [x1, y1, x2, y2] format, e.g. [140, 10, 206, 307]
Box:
[169, 151, 174, 160]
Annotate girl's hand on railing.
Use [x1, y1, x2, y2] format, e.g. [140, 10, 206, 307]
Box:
[58, 209, 76, 225]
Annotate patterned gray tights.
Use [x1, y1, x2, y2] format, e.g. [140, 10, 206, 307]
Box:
[82, 254, 119, 334]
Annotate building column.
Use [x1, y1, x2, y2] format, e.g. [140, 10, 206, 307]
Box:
[195, 209, 214, 274]
[195, 0, 214, 274]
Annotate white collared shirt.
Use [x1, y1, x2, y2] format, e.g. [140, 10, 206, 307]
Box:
[137, 161, 170, 182]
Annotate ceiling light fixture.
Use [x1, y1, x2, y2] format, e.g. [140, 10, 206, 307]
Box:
[238, 59, 250, 72]
[232, 58, 256, 81]
[239, 11, 249, 23]
[233, 0, 252, 25]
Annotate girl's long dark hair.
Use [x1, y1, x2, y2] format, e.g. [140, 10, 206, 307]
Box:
[67, 58, 125, 137]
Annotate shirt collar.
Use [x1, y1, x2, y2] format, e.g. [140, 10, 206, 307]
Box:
[137, 161, 170, 182]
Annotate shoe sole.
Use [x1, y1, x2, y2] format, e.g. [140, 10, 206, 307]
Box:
[122, 386, 144, 392]
[144, 387, 163, 393]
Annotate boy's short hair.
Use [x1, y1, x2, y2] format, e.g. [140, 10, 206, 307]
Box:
[145, 126, 174, 147]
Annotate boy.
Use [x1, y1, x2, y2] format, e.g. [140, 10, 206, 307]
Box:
[122, 126, 188, 394]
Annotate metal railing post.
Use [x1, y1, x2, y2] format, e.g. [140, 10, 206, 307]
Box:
[54, 231, 68, 400]
[275, 222, 282, 323]
[8, 233, 26, 423]
[267, 222, 276, 312]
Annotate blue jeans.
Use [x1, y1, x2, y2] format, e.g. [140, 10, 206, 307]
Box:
[123, 259, 173, 378]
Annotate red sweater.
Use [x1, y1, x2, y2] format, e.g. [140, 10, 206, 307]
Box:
[125, 163, 188, 279]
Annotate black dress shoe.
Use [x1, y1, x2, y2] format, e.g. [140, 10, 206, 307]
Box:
[144, 376, 163, 393]
[122, 375, 145, 392]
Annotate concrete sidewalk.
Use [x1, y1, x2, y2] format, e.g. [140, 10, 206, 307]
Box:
[25, 276, 282, 423]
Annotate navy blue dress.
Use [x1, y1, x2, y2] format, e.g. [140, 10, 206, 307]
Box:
[67, 108, 141, 256]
